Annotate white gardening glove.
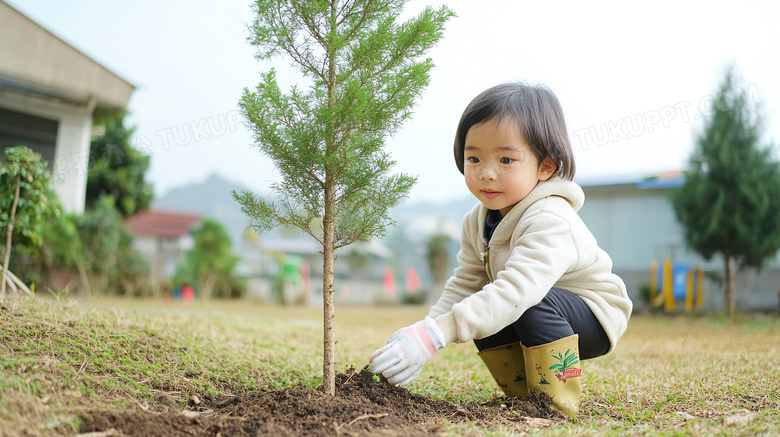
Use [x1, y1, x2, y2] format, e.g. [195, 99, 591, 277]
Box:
[367, 317, 446, 386]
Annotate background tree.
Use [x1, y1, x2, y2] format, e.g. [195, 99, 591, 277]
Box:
[0, 146, 58, 300]
[72, 196, 146, 296]
[425, 231, 451, 306]
[86, 109, 153, 218]
[234, 0, 453, 395]
[175, 219, 239, 301]
[671, 66, 780, 316]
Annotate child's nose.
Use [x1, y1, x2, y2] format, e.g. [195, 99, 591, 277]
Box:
[480, 163, 498, 180]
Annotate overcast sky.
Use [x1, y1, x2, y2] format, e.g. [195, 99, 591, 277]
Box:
[7, 0, 780, 205]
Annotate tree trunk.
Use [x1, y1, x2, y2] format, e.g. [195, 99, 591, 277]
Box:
[1, 174, 21, 301]
[322, 193, 336, 396]
[73, 255, 93, 298]
[320, 0, 338, 397]
[427, 279, 446, 308]
[724, 253, 737, 316]
[201, 273, 216, 301]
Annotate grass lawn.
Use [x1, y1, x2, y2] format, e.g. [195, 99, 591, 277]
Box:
[1, 296, 779, 436]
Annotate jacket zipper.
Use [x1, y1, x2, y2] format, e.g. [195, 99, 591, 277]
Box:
[481, 244, 494, 283]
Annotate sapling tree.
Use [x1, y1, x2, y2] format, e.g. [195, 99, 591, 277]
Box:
[671, 66, 780, 316]
[234, 0, 452, 395]
[0, 146, 58, 301]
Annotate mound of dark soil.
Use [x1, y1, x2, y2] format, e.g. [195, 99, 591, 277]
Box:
[78, 369, 563, 436]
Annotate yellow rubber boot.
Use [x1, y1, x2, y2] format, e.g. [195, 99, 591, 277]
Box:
[522, 334, 582, 417]
[477, 342, 528, 397]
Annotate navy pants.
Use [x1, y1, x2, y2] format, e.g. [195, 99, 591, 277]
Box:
[473, 287, 610, 360]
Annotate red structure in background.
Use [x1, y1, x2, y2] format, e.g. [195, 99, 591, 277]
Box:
[126, 211, 200, 238]
[405, 266, 420, 294]
[181, 284, 194, 302]
[383, 267, 395, 299]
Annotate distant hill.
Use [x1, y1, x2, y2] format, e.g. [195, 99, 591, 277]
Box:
[152, 173, 258, 245]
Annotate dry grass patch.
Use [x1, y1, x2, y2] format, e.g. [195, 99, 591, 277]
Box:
[1, 297, 779, 436]
[578, 315, 780, 435]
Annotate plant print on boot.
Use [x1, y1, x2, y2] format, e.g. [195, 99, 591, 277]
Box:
[522, 335, 582, 417]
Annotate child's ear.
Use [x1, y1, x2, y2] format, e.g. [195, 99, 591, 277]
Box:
[537, 156, 557, 181]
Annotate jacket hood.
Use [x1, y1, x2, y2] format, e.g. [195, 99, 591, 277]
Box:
[474, 177, 584, 245]
[529, 177, 583, 210]
[502, 176, 584, 220]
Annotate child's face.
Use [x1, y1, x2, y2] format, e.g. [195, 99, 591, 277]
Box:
[463, 118, 555, 217]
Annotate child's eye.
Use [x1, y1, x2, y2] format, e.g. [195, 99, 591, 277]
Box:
[500, 157, 514, 165]
[466, 157, 480, 164]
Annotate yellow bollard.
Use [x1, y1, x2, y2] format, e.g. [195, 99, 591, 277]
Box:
[696, 268, 704, 309]
[685, 269, 695, 312]
[663, 259, 674, 312]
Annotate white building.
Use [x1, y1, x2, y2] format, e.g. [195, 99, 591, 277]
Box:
[0, 1, 134, 213]
[578, 172, 780, 311]
[125, 211, 200, 286]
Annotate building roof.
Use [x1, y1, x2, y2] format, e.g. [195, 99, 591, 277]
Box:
[126, 211, 200, 238]
[0, 1, 134, 109]
[578, 171, 685, 190]
[576, 173, 645, 188]
[636, 171, 685, 189]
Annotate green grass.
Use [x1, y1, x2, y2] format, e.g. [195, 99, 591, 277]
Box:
[1, 296, 779, 436]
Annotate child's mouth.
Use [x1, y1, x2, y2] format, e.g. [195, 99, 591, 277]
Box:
[482, 190, 501, 199]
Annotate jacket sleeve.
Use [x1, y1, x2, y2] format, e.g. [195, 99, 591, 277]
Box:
[435, 209, 579, 345]
[427, 209, 488, 320]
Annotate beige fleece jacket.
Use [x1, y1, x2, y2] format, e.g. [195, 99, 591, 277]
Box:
[427, 177, 632, 352]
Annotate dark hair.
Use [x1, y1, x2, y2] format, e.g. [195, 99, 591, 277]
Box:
[453, 83, 575, 180]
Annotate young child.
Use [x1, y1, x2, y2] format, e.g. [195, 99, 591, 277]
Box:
[367, 83, 633, 417]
